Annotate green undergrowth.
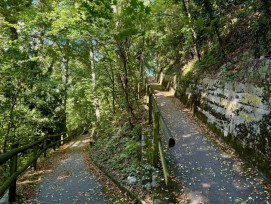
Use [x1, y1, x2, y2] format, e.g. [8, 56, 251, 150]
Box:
[175, 37, 270, 84]
[90, 122, 141, 176]
[89, 118, 152, 202]
[102, 187, 128, 204]
[89, 113, 181, 203]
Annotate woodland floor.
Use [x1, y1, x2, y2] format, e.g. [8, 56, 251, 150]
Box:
[21, 135, 114, 204]
[152, 83, 271, 204]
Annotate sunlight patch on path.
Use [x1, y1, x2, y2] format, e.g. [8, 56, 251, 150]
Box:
[28, 135, 111, 204]
[153, 88, 271, 203]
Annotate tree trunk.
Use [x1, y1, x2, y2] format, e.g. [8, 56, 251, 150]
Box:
[138, 36, 145, 97]
[203, 0, 226, 59]
[90, 45, 100, 121]
[110, 62, 116, 114]
[3, 95, 17, 153]
[61, 53, 69, 133]
[260, 0, 271, 54]
[181, 0, 201, 61]
[116, 39, 137, 125]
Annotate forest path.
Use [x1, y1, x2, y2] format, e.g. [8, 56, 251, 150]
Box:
[28, 135, 112, 204]
[152, 84, 271, 204]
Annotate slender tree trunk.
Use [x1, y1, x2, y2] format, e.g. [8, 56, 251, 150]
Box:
[260, 0, 271, 54]
[116, 40, 137, 127]
[61, 53, 69, 133]
[4, 96, 17, 152]
[1, 115, 6, 153]
[117, 40, 136, 115]
[90, 45, 100, 121]
[110, 62, 116, 114]
[203, 0, 226, 59]
[181, 0, 201, 61]
[102, 48, 116, 114]
[138, 36, 145, 98]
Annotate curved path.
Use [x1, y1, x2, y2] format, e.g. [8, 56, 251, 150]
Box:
[29, 135, 111, 204]
[154, 88, 271, 203]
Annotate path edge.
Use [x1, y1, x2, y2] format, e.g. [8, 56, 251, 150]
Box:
[88, 150, 146, 204]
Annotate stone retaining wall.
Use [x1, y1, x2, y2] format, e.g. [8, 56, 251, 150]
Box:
[161, 74, 271, 177]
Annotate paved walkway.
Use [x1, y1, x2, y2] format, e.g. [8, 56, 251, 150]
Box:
[29, 135, 111, 204]
[154, 89, 271, 204]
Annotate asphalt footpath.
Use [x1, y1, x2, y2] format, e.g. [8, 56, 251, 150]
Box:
[28, 135, 111, 204]
[155, 89, 271, 204]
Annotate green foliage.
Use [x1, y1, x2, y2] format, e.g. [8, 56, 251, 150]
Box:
[125, 141, 140, 154]
[0, 0, 270, 190]
[90, 119, 140, 174]
[131, 124, 142, 138]
[147, 0, 271, 79]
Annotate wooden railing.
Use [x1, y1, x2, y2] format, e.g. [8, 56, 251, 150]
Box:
[148, 86, 175, 186]
[0, 132, 74, 202]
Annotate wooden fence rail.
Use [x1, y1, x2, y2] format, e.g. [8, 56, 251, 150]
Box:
[151, 95, 175, 147]
[147, 85, 175, 186]
[0, 132, 72, 202]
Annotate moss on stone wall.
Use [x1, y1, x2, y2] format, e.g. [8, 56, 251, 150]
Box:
[161, 73, 271, 180]
[244, 93, 262, 107]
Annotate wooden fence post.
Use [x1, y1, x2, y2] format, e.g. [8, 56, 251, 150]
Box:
[137, 82, 140, 100]
[33, 144, 38, 170]
[145, 78, 148, 95]
[9, 143, 19, 202]
[149, 94, 152, 124]
[153, 111, 159, 167]
[138, 129, 143, 161]
[158, 141, 170, 186]
[53, 136, 56, 151]
[43, 136, 47, 158]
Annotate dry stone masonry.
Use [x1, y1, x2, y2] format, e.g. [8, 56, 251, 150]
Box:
[161, 74, 271, 177]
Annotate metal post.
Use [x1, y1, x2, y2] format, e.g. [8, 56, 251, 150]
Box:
[9, 143, 19, 202]
[149, 94, 152, 124]
[153, 111, 159, 167]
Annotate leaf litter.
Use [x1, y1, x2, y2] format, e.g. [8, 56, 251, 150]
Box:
[151, 83, 271, 203]
[15, 136, 119, 203]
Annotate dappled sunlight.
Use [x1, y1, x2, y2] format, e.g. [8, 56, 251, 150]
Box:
[155, 90, 175, 97]
[57, 170, 72, 180]
[182, 134, 192, 138]
[71, 140, 81, 147]
[42, 169, 53, 173]
[21, 170, 43, 177]
[17, 170, 43, 185]
[186, 190, 209, 204]
[27, 135, 111, 203]
[198, 146, 210, 151]
[232, 161, 243, 173]
[182, 58, 198, 77]
[220, 152, 232, 159]
[68, 136, 90, 153]
[201, 183, 211, 188]
[60, 142, 74, 151]
[17, 177, 42, 185]
[59, 158, 70, 164]
[82, 137, 90, 144]
[152, 86, 270, 203]
[233, 180, 249, 190]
